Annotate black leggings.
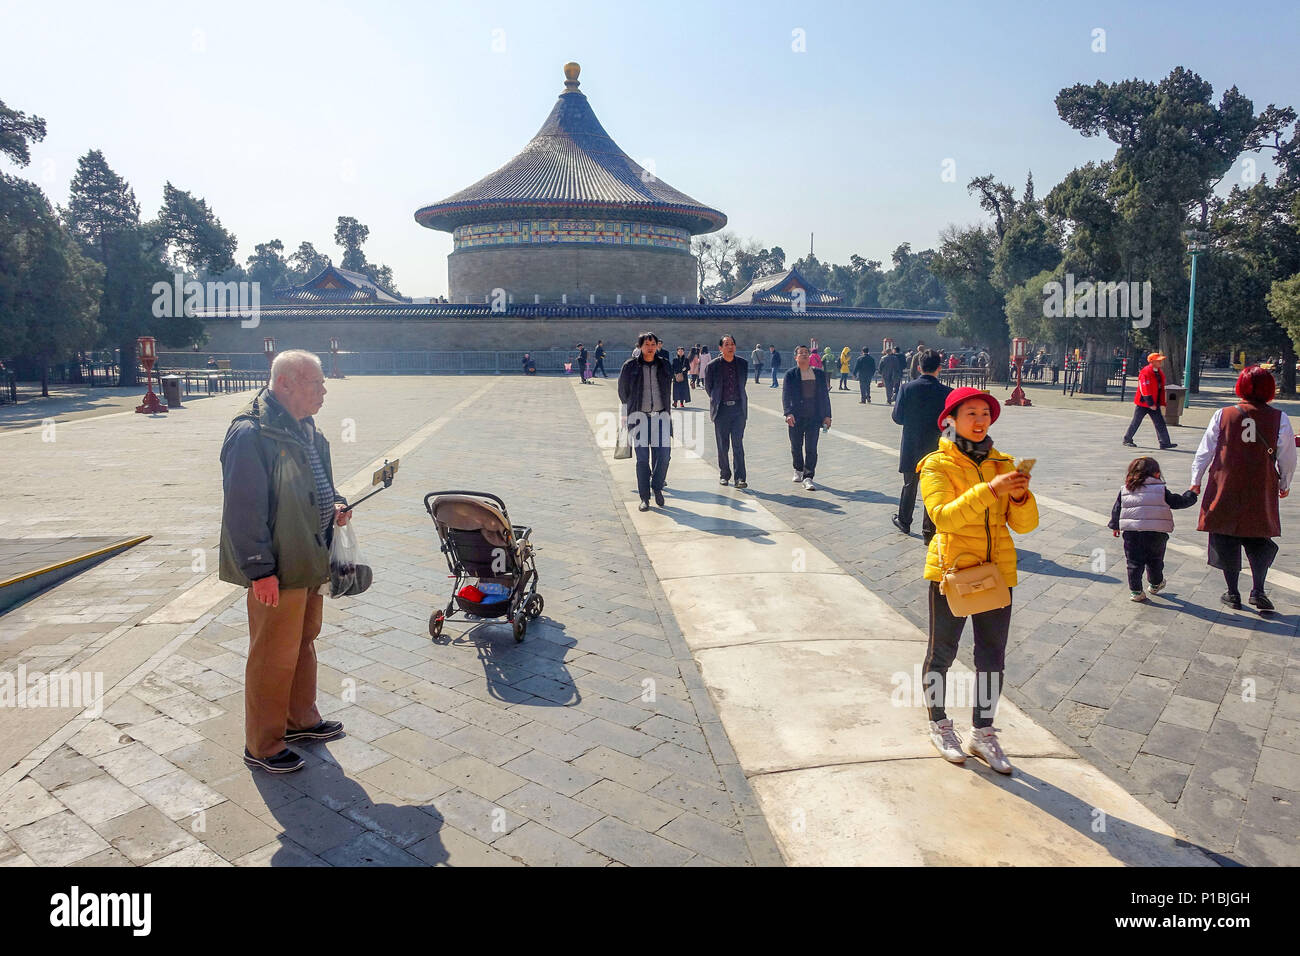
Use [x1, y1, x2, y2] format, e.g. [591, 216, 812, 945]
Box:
[923, 581, 1011, 728]
[1208, 534, 1278, 595]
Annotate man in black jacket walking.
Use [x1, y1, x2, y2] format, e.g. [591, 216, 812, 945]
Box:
[891, 349, 952, 541]
[768, 345, 782, 387]
[593, 340, 607, 378]
[782, 346, 834, 491]
[852, 347, 877, 404]
[704, 334, 749, 487]
[879, 347, 904, 404]
[617, 332, 673, 510]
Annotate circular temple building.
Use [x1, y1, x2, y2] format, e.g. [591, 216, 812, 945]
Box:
[415, 62, 726, 306]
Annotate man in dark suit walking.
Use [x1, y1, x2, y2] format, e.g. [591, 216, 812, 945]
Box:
[704, 334, 749, 488]
[852, 347, 877, 404]
[878, 347, 904, 404]
[891, 349, 952, 542]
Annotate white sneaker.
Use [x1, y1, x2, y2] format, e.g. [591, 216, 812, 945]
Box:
[928, 719, 965, 763]
[803, 478, 816, 491]
[792, 471, 803, 482]
[968, 726, 1013, 774]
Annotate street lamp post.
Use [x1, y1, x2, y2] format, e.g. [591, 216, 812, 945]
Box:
[263, 337, 276, 377]
[1183, 230, 1209, 391]
[134, 336, 167, 415]
[1006, 336, 1032, 406]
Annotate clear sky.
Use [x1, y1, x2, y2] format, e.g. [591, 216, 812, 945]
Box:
[2, 0, 1296, 298]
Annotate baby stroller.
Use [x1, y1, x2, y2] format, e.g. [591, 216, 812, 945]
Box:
[424, 490, 542, 642]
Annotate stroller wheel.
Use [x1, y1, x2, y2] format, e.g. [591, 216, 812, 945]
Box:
[512, 615, 527, 642]
[429, 611, 444, 640]
[526, 594, 544, 620]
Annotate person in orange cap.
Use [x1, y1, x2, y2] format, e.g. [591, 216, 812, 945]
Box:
[1123, 352, 1177, 449]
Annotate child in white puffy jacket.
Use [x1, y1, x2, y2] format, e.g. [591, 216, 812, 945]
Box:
[1108, 456, 1198, 601]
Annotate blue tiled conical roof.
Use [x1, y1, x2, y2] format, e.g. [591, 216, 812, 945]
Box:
[415, 64, 726, 235]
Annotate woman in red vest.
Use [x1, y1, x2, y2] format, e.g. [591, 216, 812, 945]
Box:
[1190, 366, 1297, 610]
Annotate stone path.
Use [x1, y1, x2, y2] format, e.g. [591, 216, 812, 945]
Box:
[2, 370, 1295, 866]
[686, 373, 1298, 866]
[570, 377, 1208, 866]
[0, 376, 778, 866]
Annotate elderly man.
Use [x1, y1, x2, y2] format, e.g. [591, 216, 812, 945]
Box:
[705, 334, 749, 488]
[220, 350, 347, 773]
[751, 343, 764, 384]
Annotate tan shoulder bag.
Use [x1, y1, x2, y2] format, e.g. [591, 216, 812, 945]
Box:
[937, 496, 1011, 617]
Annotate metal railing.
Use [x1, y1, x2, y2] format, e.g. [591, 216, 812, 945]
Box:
[159, 349, 614, 376]
[171, 369, 270, 396]
[0, 371, 16, 405]
[937, 368, 989, 389]
[1060, 360, 1128, 398]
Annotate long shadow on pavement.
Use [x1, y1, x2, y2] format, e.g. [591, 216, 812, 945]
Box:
[959, 763, 1228, 866]
[254, 751, 449, 866]
[745, 489, 845, 514]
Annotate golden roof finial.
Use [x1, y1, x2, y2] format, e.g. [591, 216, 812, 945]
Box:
[563, 62, 581, 92]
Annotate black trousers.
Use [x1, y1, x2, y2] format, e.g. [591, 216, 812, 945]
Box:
[923, 581, 1012, 728]
[1122, 530, 1167, 591]
[858, 378, 871, 402]
[714, 404, 746, 482]
[788, 417, 822, 478]
[1123, 404, 1171, 445]
[1208, 533, 1279, 594]
[898, 471, 936, 541]
[753, 363, 763, 384]
[839, 373, 849, 389]
[883, 376, 900, 403]
[594, 357, 606, 377]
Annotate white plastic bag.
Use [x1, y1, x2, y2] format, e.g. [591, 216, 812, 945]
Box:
[328, 521, 372, 597]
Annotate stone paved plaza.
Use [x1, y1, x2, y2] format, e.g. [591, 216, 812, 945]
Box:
[0, 371, 1295, 866]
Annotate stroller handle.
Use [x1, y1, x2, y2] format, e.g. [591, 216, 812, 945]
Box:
[424, 489, 510, 518]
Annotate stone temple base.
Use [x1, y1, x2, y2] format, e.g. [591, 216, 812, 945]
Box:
[448, 244, 698, 306]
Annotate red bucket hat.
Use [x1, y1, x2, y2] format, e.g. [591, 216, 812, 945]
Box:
[938, 387, 1001, 429]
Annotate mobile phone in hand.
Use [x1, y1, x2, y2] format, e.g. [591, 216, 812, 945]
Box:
[1015, 457, 1036, 475]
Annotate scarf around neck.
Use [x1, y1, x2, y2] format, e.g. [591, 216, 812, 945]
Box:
[953, 434, 993, 464]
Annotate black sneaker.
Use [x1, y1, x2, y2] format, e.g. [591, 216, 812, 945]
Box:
[1249, 591, 1275, 612]
[284, 719, 344, 742]
[1221, 591, 1243, 610]
[1159, 443, 1178, 450]
[734, 480, 748, 489]
[719, 477, 730, 486]
[244, 748, 304, 773]
[1122, 439, 1137, 447]
[891, 515, 911, 535]
[654, 490, 665, 507]
[638, 500, 650, 512]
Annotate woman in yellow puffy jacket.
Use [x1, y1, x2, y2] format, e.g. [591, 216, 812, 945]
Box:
[838, 347, 852, 390]
[918, 387, 1038, 774]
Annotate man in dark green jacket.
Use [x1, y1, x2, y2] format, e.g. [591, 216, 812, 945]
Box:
[219, 350, 348, 773]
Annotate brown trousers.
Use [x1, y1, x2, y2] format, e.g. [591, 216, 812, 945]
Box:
[245, 587, 323, 758]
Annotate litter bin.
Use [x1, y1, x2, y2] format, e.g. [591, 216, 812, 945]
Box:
[161, 375, 183, 408]
[1164, 385, 1186, 427]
